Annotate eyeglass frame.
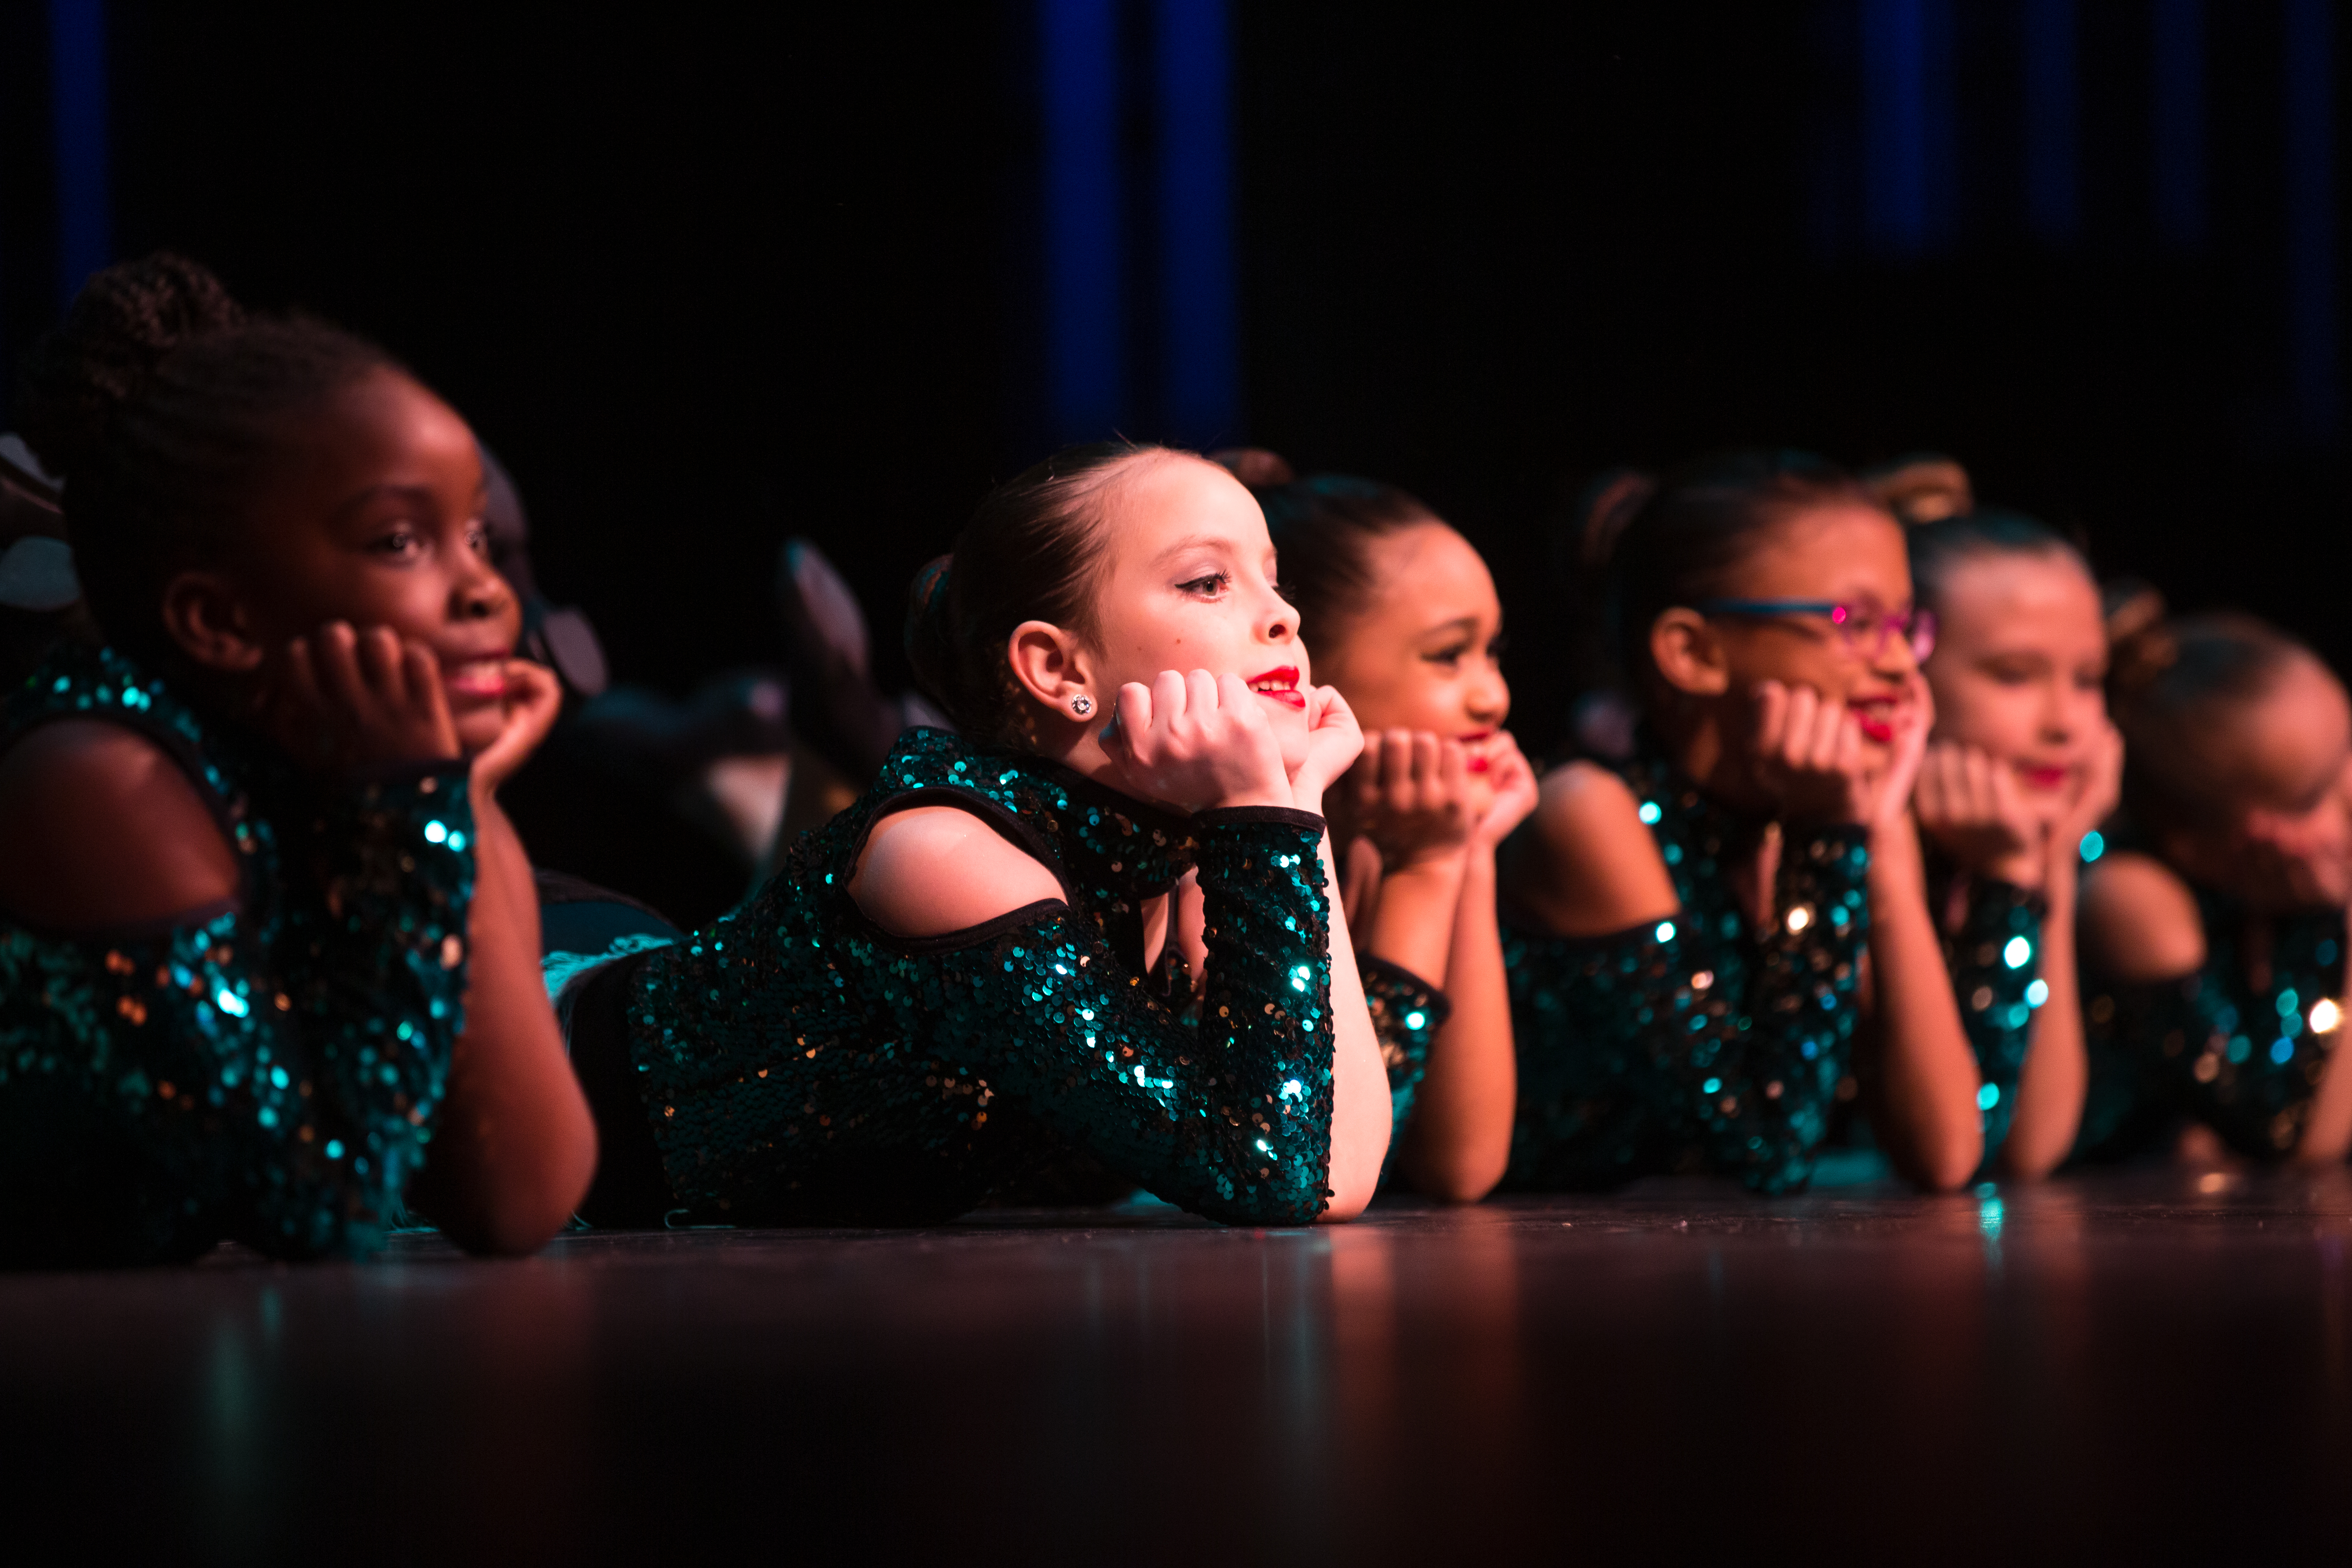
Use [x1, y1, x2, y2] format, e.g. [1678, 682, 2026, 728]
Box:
[1689, 597, 1938, 662]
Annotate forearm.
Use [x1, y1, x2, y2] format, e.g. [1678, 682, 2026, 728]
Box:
[1321, 829, 1397, 1219]
[2000, 859, 2087, 1178]
[1397, 847, 1513, 1201]
[2297, 908, 2352, 1164]
[412, 792, 595, 1253]
[1361, 853, 1465, 987]
[1863, 827, 1985, 1190]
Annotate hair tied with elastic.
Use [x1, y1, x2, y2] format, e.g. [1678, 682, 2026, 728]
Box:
[913, 553, 953, 613]
[2102, 578, 2176, 696]
[1208, 447, 1296, 488]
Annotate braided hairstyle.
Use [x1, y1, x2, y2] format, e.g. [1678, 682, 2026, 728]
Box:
[13, 252, 401, 668]
[904, 440, 1167, 747]
[1211, 450, 1439, 649]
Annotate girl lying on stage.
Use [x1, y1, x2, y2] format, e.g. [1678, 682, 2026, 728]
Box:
[1498, 451, 1984, 1193]
[0, 254, 592, 1263]
[2075, 606, 2352, 1165]
[552, 442, 1393, 1227]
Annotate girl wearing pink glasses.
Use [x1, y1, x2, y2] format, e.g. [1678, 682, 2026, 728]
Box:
[1497, 450, 1987, 1192]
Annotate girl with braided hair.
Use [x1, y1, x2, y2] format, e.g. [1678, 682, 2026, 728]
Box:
[2074, 606, 2352, 1164]
[554, 441, 1392, 1227]
[0, 254, 593, 1263]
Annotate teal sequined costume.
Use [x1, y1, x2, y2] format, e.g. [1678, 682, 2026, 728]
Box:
[0, 645, 474, 1264]
[2077, 889, 2344, 1160]
[1925, 852, 2044, 1177]
[600, 728, 1350, 1226]
[1501, 744, 1871, 1193]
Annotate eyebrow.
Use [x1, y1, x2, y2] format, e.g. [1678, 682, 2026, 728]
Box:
[1419, 615, 1482, 639]
[328, 481, 486, 527]
[1151, 533, 1238, 566]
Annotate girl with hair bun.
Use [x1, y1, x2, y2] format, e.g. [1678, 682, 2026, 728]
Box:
[1499, 450, 1987, 1193]
[1908, 510, 2119, 1178]
[556, 441, 1390, 1227]
[2074, 607, 2352, 1163]
[0, 254, 592, 1263]
[1228, 454, 1535, 1202]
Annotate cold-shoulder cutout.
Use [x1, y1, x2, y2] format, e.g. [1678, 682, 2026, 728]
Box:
[2078, 849, 2206, 982]
[850, 801, 1068, 939]
[0, 718, 241, 933]
[1501, 759, 1680, 938]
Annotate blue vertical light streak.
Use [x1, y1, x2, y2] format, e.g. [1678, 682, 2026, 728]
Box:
[2150, 0, 2206, 250]
[2285, 0, 2339, 441]
[1041, 0, 1124, 442]
[1860, 0, 1927, 256]
[1154, 0, 1236, 446]
[2022, 0, 2079, 245]
[49, 0, 111, 311]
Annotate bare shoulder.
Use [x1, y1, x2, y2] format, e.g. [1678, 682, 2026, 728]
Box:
[2078, 849, 2205, 981]
[0, 719, 241, 931]
[849, 804, 1067, 939]
[1498, 760, 1679, 938]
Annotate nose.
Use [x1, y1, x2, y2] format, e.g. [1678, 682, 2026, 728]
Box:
[453, 545, 515, 624]
[1469, 656, 1510, 723]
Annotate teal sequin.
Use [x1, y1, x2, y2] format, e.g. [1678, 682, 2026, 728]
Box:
[2078, 889, 2341, 1160]
[1360, 954, 1447, 1189]
[1927, 853, 2042, 1176]
[1501, 743, 1871, 1193]
[622, 729, 1341, 1225]
[0, 645, 473, 1263]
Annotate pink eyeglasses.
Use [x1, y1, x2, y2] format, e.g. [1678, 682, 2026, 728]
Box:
[1692, 598, 1938, 662]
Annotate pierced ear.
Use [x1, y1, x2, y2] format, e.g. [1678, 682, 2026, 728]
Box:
[159, 570, 267, 674]
[1005, 619, 1095, 715]
[1650, 608, 1730, 697]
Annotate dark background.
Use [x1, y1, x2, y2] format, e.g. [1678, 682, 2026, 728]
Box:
[3, 1, 2346, 762]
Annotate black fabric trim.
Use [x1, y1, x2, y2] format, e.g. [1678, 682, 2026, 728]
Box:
[1501, 912, 1681, 954]
[842, 897, 1069, 957]
[1193, 804, 1327, 834]
[1357, 952, 1446, 1001]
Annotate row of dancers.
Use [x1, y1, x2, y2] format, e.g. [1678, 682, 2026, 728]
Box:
[0, 253, 2339, 1264]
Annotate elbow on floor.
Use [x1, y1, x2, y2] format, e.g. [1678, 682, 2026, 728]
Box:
[446, 1135, 599, 1258]
[1911, 1134, 1984, 1195]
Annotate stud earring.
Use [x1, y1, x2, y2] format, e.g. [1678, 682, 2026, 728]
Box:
[1070, 694, 1094, 717]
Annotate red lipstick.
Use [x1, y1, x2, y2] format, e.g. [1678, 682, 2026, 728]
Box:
[1245, 666, 1305, 710]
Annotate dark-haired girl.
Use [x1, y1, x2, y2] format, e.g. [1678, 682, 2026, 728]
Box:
[0, 255, 593, 1263]
[559, 442, 1390, 1227]
[1231, 457, 1535, 1202]
[1499, 451, 1984, 1193]
[2076, 610, 2352, 1163]
[1909, 511, 2118, 1178]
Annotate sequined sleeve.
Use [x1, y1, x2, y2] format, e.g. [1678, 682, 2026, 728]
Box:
[0, 768, 474, 1263]
[2080, 909, 2341, 1160]
[891, 806, 1338, 1224]
[1509, 824, 1871, 1194]
[1941, 878, 2042, 1175]
[1360, 955, 1447, 1146]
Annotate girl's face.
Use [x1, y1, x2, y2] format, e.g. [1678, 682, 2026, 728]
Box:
[1085, 454, 1313, 770]
[1693, 501, 1921, 765]
[2180, 653, 2352, 908]
[1313, 521, 1510, 770]
[232, 368, 521, 753]
[1922, 548, 2107, 828]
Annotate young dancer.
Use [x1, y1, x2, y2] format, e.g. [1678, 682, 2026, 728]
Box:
[2076, 610, 2352, 1163]
[559, 442, 1390, 1227]
[1241, 463, 1536, 1201]
[1499, 450, 1983, 1193]
[0, 254, 592, 1263]
[1909, 511, 2119, 1178]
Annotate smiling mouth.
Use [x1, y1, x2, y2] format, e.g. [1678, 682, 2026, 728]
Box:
[442, 657, 511, 702]
[1847, 697, 1896, 743]
[1246, 666, 1306, 710]
[1460, 729, 1494, 771]
[2020, 764, 2071, 790]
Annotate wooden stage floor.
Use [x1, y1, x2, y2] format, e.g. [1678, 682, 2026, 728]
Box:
[4, 1167, 2346, 1562]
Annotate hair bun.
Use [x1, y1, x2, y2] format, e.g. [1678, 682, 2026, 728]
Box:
[1576, 468, 1655, 571]
[1208, 447, 1296, 488]
[2103, 577, 2175, 696]
[14, 252, 245, 481]
[1861, 452, 1975, 525]
[902, 552, 958, 713]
